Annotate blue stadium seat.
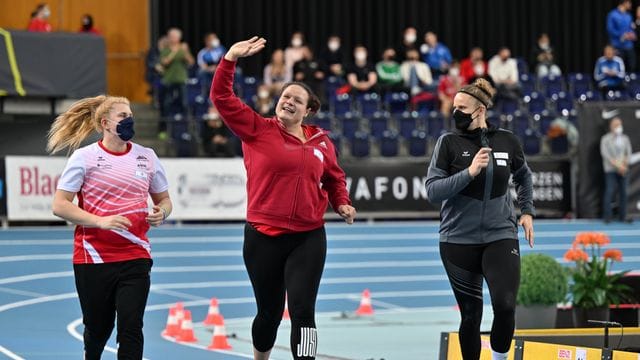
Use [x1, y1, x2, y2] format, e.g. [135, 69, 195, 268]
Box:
[325, 75, 344, 101]
[539, 75, 565, 98]
[242, 76, 258, 102]
[550, 135, 569, 154]
[408, 130, 428, 156]
[516, 57, 529, 75]
[351, 131, 370, 157]
[552, 91, 574, 115]
[426, 111, 445, 139]
[327, 132, 342, 156]
[380, 130, 400, 157]
[385, 92, 410, 115]
[534, 113, 555, 135]
[397, 111, 419, 139]
[186, 78, 201, 107]
[522, 129, 541, 155]
[331, 93, 352, 116]
[567, 73, 592, 98]
[338, 112, 360, 140]
[524, 91, 546, 115]
[359, 92, 381, 116]
[628, 83, 640, 100]
[605, 90, 630, 101]
[498, 97, 520, 115]
[512, 114, 530, 138]
[310, 111, 333, 131]
[578, 90, 602, 102]
[369, 111, 390, 139]
[519, 73, 536, 97]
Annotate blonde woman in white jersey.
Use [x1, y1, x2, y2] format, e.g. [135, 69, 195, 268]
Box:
[48, 95, 172, 360]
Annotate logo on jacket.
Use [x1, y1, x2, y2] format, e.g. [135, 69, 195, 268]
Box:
[462, 151, 470, 157]
[511, 248, 519, 256]
[319, 141, 328, 149]
[313, 148, 324, 163]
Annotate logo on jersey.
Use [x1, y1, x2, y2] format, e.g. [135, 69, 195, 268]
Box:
[96, 156, 112, 169]
[135, 170, 148, 179]
[462, 151, 470, 157]
[296, 327, 317, 358]
[136, 155, 148, 161]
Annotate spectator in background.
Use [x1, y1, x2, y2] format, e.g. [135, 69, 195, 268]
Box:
[375, 47, 404, 96]
[254, 84, 275, 116]
[263, 49, 292, 96]
[197, 32, 227, 99]
[284, 31, 306, 76]
[159, 28, 195, 137]
[28, 3, 52, 32]
[530, 33, 562, 78]
[202, 105, 235, 157]
[607, 0, 636, 72]
[398, 27, 419, 62]
[320, 35, 345, 77]
[78, 14, 100, 35]
[438, 60, 466, 119]
[145, 36, 168, 110]
[420, 31, 452, 78]
[460, 47, 488, 83]
[293, 46, 326, 105]
[594, 45, 626, 96]
[600, 117, 632, 223]
[400, 49, 434, 96]
[488, 47, 520, 101]
[347, 45, 378, 95]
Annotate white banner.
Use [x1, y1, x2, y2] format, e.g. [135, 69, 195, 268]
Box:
[5, 156, 248, 221]
[6, 156, 67, 220]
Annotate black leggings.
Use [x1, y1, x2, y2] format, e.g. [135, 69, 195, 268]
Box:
[243, 224, 326, 359]
[74, 258, 152, 360]
[440, 239, 520, 360]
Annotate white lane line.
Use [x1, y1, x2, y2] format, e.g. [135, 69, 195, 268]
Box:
[159, 333, 256, 359]
[0, 286, 48, 297]
[67, 318, 151, 360]
[150, 289, 207, 301]
[0, 292, 77, 312]
[0, 346, 25, 360]
[0, 271, 73, 285]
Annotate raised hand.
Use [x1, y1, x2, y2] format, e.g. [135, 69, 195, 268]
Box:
[224, 36, 267, 61]
[468, 147, 492, 177]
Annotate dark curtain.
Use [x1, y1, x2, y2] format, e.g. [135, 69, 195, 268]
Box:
[153, 0, 621, 77]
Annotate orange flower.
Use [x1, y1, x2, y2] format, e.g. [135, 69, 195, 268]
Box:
[573, 232, 610, 247]
[564, 248, 589, 262]
[603, 249, 623, 262]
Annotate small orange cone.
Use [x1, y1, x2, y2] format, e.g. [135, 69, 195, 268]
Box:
[203, 298, 224, 326]
[282, 294, 290, 320]
[355, 289, 374, 316]
[207, 315, 232, 350]
[176, 310, 198, 342]
[161, 307, 180, 337]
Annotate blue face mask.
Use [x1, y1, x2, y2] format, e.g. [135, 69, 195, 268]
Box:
[114, 117, 135, 141]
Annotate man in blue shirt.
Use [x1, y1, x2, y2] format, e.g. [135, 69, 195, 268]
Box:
[594, 45, 626, 96]
[197, 33, 227, 99]
[420, 31, 452, 78]
[607, 0, 636, 72]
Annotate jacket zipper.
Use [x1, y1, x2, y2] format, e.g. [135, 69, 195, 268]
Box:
[480, 129, 493, 242]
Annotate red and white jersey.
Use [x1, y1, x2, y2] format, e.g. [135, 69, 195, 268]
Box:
[57, 141, 169, 264]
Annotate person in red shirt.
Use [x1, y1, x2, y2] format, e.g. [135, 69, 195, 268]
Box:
[78, 14, 101, 35]
[27, 3, 52, 32]
[212, 36, 356, 360]
[48, 95, 172, 359]
[460, 47, 488, 84]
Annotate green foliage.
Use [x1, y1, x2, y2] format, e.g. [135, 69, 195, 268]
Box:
[569, 255, 633, 309]
[517, 253, 568, 306]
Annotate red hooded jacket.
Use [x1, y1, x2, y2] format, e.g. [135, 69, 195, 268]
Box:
[211, 58, 351, 232]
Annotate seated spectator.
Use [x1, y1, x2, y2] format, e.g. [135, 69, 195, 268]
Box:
[320, 35, 345, 77]
[201, 105, 235, 157]
[197, 32, 226, 98]
[530, 33, 561, 78]
[28, 3, 52, 32]
[347, 45, 378, 95]
[420, 31, 452, 78]
[400, 49, 434, 96]
[398, 27, 419, 62]
[254, 84, 275, 116]
[78, 14, 100, 35]
[284, 31, 306, 76]
[438, 61, 466, 118]
[376, 48, 404, 95]
[488, 47, 520, 101]
[594, 45, 626, 96]
[263, 49, 292, 96]
[460, 47, 488, 83]
[294, 46, 326, 104]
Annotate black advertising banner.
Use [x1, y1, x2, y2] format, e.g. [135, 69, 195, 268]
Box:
[340, 158, 571, 217]
[577, 102, 640, 218]
[0, 158, 5, 216]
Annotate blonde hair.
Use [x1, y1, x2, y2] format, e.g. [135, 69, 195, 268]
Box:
[459, 78, 497, 109]
[46, 95, 130, 154]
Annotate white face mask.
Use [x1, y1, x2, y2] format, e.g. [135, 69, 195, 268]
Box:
[42, 7, 51, 18]
[211, 38, 220, 48]
[474, 63, 485, 75]
[449, 68, 460, 77]
[258, 90, 270, 99]
[355, 52, 367, 61]
[291, 38, 303, 47]
[614, 126, 623, 135]
[328, 41, 340, 52]
[405, 33, 416, 43]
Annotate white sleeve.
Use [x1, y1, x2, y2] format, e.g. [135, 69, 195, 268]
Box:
[57, 151, 85, 192]
[149, 152, 169, 193]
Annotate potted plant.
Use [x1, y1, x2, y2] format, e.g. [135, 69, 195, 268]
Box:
[563, 232, 633, 327]
[516, 253, 568, 329]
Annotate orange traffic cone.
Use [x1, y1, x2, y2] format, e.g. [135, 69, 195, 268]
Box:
[161, 307, 180, 337]
[355, 289, 374, 316]
[207, 315, 232, 350]
[176, 310, 198, 342]
[282, 294, 290, 320]
[203, 298, 224, 326]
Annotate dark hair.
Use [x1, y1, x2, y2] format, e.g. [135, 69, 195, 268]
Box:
[280, 82, 321, 114]
[458, 78, 497, 109]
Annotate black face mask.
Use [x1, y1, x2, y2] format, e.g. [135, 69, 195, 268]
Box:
[452, 107, 479, 131]
[114, 117, 135, 141]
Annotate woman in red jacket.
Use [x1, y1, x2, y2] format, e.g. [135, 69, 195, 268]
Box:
[211, 36, 356, 360]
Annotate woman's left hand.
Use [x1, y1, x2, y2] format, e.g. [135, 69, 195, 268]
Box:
[146, 205, 165, 227]
[519, 214, 534, 248]
[337, 204, 356, 224]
